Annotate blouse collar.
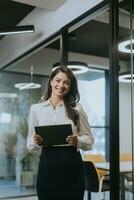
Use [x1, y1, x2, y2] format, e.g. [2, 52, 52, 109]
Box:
[42, 98, 64, 107]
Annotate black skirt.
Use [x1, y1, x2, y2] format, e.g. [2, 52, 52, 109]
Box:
[36, 146, 84, 200]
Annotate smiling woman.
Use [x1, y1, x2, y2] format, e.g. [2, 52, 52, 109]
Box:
[26, 66, 94, 200]
[50, 71, 71, 100]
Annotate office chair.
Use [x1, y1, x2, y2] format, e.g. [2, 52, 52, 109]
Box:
[120, 153, 132, 199]
[83, 153, 108, 177]
[124, 175, 133, 200]
[120, 153, 132, 182]
[83, 161, 110, 200]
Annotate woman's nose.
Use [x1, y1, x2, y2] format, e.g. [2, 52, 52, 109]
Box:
[59, 81, 64, 87]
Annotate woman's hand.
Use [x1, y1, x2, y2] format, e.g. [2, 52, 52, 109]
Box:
[66, 134, 78, 147]
[33, 134, 43, 146]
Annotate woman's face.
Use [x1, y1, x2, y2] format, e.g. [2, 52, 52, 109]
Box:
[50, 71, 71, 98]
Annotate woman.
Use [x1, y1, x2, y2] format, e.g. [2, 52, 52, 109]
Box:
[27, 66, 94, 200]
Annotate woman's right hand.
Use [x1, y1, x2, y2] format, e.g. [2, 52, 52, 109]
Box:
[33, 134, 43, 146]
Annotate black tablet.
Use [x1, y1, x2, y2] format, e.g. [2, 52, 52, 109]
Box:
[35, 124, 73, 146]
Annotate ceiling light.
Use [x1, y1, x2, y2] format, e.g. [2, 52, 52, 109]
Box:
[14, 65, 41, 90]
[14, 82, 41, 90]
[119, 72, 134, 83]
[118, 39, 134, 53]
[52, 62, 88, 74]
[0, 25, 34, 35]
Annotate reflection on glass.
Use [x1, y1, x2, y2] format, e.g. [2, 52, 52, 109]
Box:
[0, 71, 44, 198]
[119, 0, 134, 199]
[76, 69, 106, 155]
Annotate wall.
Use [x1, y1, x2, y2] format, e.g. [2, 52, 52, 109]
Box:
[119, 83, 132, 153]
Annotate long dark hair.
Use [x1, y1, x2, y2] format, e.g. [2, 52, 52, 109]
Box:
[41, 66, 80, 127]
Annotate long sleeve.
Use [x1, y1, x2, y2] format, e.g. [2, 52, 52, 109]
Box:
[26, 105, 41, 152]
[76, 104, 94, 151]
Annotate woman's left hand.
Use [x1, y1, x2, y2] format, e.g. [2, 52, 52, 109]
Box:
[66, 135, 78, 147]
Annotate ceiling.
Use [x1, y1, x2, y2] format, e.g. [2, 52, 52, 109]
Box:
[12, 0, 67, 10]
[47, 0, 134, 62]
[0, 0, 34, 40]
[48, 17, 131, 61]
[0, 0, 67, 39]
[0, 0, 133, 73]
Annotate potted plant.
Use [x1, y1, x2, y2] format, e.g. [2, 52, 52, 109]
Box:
[4, 133, 17, 179]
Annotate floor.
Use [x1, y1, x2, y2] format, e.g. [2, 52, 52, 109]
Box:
[0, 180, 111, 200]
[2, 190, 133, 200]
[3, 192, 134, 200]
[1, 192, 109, 200]
[0, 179, 36, 199]
[3, 197, 37, 200]
[1, 193, 95, 200]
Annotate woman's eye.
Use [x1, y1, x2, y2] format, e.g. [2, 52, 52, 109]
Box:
[65, 81, 71, 86]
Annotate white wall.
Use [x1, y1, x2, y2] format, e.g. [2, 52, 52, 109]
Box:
[119, 83, 132, 153]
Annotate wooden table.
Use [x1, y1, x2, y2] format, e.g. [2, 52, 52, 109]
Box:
[96, 161, 132, 200]
[96, 161, 132, 172]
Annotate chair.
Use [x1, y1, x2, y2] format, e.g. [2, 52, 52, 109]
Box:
[120, 153, 132, 182]
[120, 153, 132, 199]
[83, 154, 108, 177]
[123, 173, 133, 200]
[83, 161, 110, 200]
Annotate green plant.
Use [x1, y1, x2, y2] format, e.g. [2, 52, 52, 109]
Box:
[19, 117, 28, 139]
[20, 149, 33, 171]
[4, 133, 17, 158]
[19, 118, 34, 171]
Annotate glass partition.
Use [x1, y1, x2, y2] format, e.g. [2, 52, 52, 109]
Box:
[119, 0, 134, 199]
[68, 7, 110, 200]
[68, 8, 110, 160]
[76, 69, 106, 155]
[0, 38, 60, 198]
[1, 1, 134, 199]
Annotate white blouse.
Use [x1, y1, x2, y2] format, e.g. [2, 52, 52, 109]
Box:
[26, 99, 94, 152]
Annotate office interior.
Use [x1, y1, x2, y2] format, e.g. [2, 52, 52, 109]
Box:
[0, 0, 133, 200]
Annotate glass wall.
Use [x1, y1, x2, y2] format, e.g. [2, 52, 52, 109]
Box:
[67, 7, 110, 199]
[68, 8, 110, 161]
[0, 38, 60, 199]
[76, 69, 106, 155]
[2, 1, 134, 199]
[119, 0, 134, 199]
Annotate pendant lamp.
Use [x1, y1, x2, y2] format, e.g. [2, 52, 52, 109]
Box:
[14, 65, 41, 90]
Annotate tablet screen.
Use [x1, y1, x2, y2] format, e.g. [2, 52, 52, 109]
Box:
[35, 124, 72, 146]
